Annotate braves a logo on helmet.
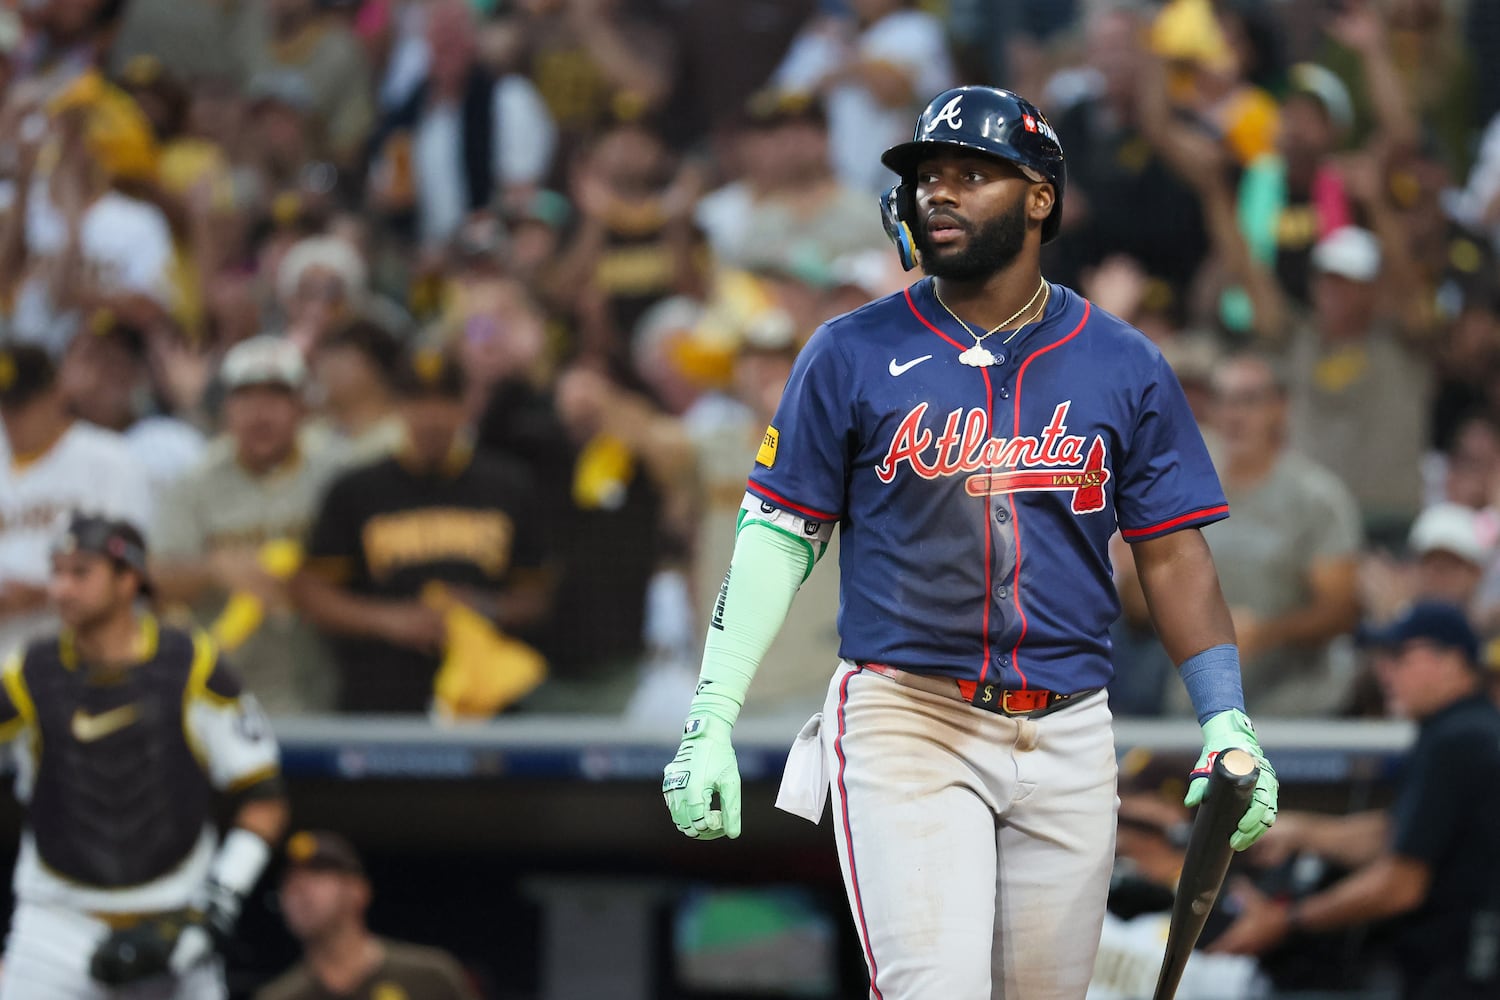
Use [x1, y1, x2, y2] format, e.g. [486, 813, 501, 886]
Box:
[931, 95, 964, 131]
[875, 401, 1110, 514]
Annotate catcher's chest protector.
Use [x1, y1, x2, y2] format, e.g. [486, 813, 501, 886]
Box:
[20, 630, 214, 888]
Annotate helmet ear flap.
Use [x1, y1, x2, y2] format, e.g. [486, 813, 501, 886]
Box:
[880, 183, 920, 271]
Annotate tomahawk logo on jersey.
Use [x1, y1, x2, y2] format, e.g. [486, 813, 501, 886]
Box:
[745, 279, 1227, 694]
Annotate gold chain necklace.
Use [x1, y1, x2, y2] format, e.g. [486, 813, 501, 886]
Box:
[936, 279, 1049, 367]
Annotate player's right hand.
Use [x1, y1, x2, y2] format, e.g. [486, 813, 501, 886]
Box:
[1186, 708, 1279, 852]
[663, 715, 741, 840]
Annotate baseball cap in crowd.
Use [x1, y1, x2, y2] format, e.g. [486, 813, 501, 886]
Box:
[283, 830, 365, 878]
[1311, 226, 1381, 284]
[392, 347, 467, 400]
[1287, 62, 1355, 134]
[1356, 600, 1480, 666]
[0, 344, 58, 410]
[220, 335, 308, 392]
[52, 513, 154, 596]
[322, 320, 404, 385]
[1409, 503, 1493, 566]
[739, 309, 798, 356]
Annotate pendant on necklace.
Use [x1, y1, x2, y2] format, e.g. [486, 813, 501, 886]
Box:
[959, 345, 998, 367]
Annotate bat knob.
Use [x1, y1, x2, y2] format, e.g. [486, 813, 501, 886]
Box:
[1218, 748, 1257, 779]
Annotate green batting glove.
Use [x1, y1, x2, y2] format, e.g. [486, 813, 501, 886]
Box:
[1185, 708, 1279, 852]
[663, 715, 742, 840]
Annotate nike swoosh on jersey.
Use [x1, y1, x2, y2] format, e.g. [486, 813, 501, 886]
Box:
[888, 354, 933, 376]
[71, 704, 141, 743]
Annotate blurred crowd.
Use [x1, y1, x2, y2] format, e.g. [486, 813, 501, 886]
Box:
[1, 0, 1500, 735]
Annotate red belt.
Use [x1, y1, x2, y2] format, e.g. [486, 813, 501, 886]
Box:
[860, 662, 1100, 718]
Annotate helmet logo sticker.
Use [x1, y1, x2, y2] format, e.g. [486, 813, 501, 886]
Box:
[932, 95, 964, 131]
[1021, 112, 1058, 143]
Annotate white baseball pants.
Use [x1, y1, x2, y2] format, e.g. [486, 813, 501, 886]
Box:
[821, 661, 1118, 1000]
[0, 902, 225, 1000]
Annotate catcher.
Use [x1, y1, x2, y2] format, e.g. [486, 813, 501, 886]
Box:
[0, 513, 288, 998]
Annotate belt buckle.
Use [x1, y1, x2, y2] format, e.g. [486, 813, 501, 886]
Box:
[1000, 689, 1049, 715]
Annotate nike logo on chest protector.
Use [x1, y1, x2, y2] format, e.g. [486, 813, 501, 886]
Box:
[70, 704, 141, 743]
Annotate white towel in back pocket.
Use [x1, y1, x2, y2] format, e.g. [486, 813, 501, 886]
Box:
[774, 712, 828, 824]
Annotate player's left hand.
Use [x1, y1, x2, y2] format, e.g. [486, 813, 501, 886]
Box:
[90, 908, 217, 986]
[90, 881, 237, 986]
[91, 913, 183, 985]
[1186, 708, 1278, 851]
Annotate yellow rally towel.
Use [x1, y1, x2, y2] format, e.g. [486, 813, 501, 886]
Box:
[1150, 0, 1235, 73]
[424, 583, 547, 721]
[572, 433, 634, 511]
[48, 70, 160, 183]
[211, 539, 304, 653]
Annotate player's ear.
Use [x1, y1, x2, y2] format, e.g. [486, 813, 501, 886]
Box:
[350, 875, 373, 914]
[1028, 183, 1055, 227]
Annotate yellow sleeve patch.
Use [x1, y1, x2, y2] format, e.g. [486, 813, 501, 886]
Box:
[756, 426, 779, 468]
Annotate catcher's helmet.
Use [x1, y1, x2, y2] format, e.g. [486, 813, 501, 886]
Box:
[879, 86, 1066, 269]
[52, 512, 154, 596]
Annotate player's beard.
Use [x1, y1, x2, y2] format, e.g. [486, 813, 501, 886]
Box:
[917, 197, 1028, 282]
[57, 596, 128, 636]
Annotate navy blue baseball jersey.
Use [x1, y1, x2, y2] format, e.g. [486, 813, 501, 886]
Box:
[746, 278, 1227, 695]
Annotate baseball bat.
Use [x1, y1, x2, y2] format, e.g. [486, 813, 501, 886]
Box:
[1150, 748, 1260, 1000]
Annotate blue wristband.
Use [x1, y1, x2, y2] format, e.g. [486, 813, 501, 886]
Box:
[1179, 644, 1246, 725]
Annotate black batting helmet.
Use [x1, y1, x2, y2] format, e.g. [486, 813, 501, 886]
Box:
[879, 87, 1066, 269]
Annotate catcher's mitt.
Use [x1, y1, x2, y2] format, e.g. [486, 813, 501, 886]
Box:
[90, 910, 193, 986]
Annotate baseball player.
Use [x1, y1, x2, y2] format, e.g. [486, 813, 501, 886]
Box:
[0, 513, 288, 999]
[664, 86, 1280, 999]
